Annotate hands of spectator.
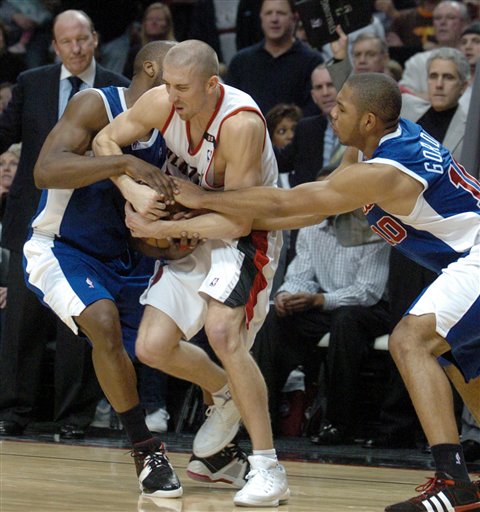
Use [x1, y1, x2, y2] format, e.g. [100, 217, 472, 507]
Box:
[274, 292, 292, 316]
[0, 287, 7, 309]
[281, 292, 324, 313]
[330, 25, 348, 61]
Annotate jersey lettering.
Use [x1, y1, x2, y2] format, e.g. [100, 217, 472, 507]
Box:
[165, 148, 200, 184]
[370, 215, 408, 245]
[448, 160, 480, 207]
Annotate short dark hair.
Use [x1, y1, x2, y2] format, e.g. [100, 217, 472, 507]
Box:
[345, 73, 401, 126]
[265, 103, 302, 137]
[132, 40, 177, 77]
[260, 0, 296, 13]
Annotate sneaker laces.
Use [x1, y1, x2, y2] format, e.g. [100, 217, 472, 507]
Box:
[131, 442, 172, 476]
[224, 443, 248, 463]
[412, 475, 452, 502]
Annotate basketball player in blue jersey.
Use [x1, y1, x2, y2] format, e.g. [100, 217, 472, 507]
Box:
[23, 41, 187, 498]
[170, 72, 480, 511]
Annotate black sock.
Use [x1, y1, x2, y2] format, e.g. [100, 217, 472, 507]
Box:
[118, 404, 153, 445]
[431, 443, 470, 482]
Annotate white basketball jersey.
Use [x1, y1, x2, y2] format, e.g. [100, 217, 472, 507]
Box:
[161, 83, 278, 190]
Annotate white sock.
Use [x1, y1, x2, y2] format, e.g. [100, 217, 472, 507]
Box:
[253, 449, 277, 461]
[212, 383, 231, 402]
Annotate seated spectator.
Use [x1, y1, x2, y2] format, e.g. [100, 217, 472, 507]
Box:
[227, 0, 324, 115]
[401, 47, 469, 160]
[265, 103, 302, 149]
[327, 30, 391, 92]
[265, 102, 302, 293]
[0, 143, 20, 338]
[251, 175, 391, 440]
[399, 1, 470, 100]
[0, 82, 13, 113]
[458, 22, 480, 108]
[0, 20, 26, 83]
[276, 64, 341, 188]
[123, 2, 175, 79]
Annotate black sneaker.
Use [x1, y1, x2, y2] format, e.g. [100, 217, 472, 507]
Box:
[186, 441, 249, 488]
[132, 439, 183, 497]
[385, 472, 480, 511]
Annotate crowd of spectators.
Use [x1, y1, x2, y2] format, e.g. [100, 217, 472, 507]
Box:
[0, 0, 479, 463]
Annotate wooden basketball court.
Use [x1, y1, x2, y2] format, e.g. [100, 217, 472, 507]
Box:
[0, 439, 440, 511]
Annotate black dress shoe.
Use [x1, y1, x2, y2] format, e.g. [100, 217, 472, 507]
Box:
[363, 433, 415, 449]
[59, 424, 85, 439]
[310, 424, 346, 445]
[0, 420, 24, 436]
[462, 440, 480, 462]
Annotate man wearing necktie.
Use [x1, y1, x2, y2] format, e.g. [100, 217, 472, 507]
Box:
[0, 9, 129, 439]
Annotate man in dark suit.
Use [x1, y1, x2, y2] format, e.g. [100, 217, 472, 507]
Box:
[276, 63, 340, 187]
[0, 9, 129, 438]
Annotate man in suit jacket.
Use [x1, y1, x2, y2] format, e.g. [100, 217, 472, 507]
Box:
[0, 10, 129, 438]
[276, 64, 340, 187]
[400, 47, 469, 161]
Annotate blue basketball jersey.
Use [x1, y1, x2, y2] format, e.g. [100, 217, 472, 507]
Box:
[363, 118, 480, 273]
[29, 86, 167, 259]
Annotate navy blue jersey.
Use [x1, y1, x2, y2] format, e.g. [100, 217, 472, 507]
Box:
[29, 86, 166, 259]
[363, 118, 480, 273]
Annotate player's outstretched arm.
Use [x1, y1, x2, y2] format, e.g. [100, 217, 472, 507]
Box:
[174, 160, 411, 224]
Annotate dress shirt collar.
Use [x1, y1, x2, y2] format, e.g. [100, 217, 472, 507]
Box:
[60, 59, 96, 87]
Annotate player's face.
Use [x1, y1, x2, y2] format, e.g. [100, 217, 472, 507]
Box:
[260, 0, 296, 43]
[352, 39, 387, 73]
[53, 15, 98, 76]
[271, 117, 297, 148]
[329, 85, 361, 146]
[311, 67, 337, 115]
[427, 58, 466, 112]
[459, 33, 480, 67]
[163, 63, 211, 121]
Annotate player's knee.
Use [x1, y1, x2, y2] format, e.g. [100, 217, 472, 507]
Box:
[85, 313, 122, 353]
[389, 316, 421, 363]
[205, 321, 238, 358]
[135, 335, 171, 369]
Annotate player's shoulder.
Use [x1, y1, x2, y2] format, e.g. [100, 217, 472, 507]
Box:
[221, 108, 265, 136]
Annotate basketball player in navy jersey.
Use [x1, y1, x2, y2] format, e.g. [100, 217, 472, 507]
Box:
[170, 73, 480, 511]
[24, 41, 184, 498]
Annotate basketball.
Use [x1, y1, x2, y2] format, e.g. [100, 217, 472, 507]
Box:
[141, 237, 170, 249]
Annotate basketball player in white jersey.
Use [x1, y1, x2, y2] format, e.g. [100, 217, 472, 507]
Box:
[171, 73, 480, 511]
[94, 40, 289, 507]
